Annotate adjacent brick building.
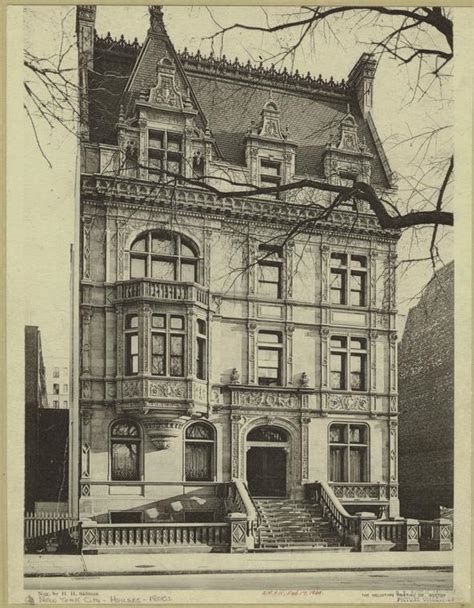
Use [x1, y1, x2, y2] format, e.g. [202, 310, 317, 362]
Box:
[398, 262, 454, 519]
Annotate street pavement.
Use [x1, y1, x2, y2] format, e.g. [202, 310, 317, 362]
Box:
[24, 550, 453, 578]
[24, 568, 453, 591]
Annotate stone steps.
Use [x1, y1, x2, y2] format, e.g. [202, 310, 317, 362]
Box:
[255, 498, 342, 551]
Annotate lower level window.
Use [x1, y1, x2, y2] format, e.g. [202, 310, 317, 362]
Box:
[185, 422, 215, 481]
[329, 423, 368, 482]
[110, 420, 141, 481]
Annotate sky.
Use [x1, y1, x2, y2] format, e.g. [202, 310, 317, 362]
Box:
[18, 5, 454, 366]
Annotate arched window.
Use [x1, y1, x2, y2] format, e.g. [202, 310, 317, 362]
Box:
[247, 425, 288, 443]
[185, 422, 215, 481]
[329, 423, 369, 482]
[110, 420, 141, 481]
[129, 231, 200, 283]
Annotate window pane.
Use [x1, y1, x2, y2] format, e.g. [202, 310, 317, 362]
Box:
[167, 134, 182, 152]
[181, 261, 197, 282]
[149, 131, 164, 148]
[259, 264, 280, 283]
[351, 255, 367, 269]
[151, 259, 175, 280]
[330, 447, 346, 482]
[330, 336, 347, 349]
[350, 354, 365, 391]
[185, 443, 212, 481]
[330, 425, 345, 443]
[186, 423, 213, 440]
[112, 442, 139, 481]
[331, 253, 347, 267]
[151, 234, 174, 255]
[181, 242, 195, 257]
[170, 316, 184, 330]
[131, 236, 146, 252]
[330, 270, 346, 304]
[258, 348, 279, 365]
[258, 332, 281, 344]
[261, 161, 280, 176]
[170, 335, 184, 354]
[197, 319, 206, 335]
[350, 426, 366, 444]
[112, 422, 139, 437]
[170, 357, 183, 376]
[152, 356, 165, 376]
[152, 314, 166, 329]
[330, 353, 345, 390]
[350, 448, 366, 482]
[350, 272, 366, 306]
[152, 333, 165, 355]
[351, 338, 366, 351]
[126, 315, 138, 329]
[168, 158, 181, 174]
[130, 256, 146, 278]
[196, 336, 206, 380]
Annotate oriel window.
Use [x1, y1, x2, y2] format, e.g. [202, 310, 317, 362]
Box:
[151, 313, 185, 377]
[196, 319, 207, 380]
[330, 253, 367, 307]
[125, 314, 139, 376]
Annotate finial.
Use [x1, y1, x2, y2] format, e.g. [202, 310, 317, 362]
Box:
[149, 5, 165, 34]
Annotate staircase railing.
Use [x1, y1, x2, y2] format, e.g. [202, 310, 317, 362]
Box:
[224, 479, 260, 550]
[306, 481, 359, 548]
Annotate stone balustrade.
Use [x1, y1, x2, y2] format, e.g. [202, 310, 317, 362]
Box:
[116, 279, 209, 306]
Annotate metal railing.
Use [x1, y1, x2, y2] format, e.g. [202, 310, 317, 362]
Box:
[24, 512, 79, 553]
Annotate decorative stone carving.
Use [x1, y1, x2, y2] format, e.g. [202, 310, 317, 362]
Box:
[232, 389, 298, 409]
[327, 394, 369, 412]
[299, 372, 309, 388]
[82, 216, 93, 281]
[226, 368, 240, 386]
[122, 379, 142, 399]
[192, 382, 207, 402]
[148, 381, 186, 399]
[143, 418, 185, 450]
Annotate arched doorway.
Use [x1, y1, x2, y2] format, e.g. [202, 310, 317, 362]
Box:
[246, 425, 289, 497]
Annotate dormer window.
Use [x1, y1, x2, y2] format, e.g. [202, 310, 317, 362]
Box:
[260, 160, 281, 198]
[148, 130, 183, 180]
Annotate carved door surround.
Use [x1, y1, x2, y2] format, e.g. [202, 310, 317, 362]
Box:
[231, 415, 303, 495]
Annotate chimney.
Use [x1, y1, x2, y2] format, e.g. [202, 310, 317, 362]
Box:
[75, 6, 96, 140]
[347, 53, 377, 118]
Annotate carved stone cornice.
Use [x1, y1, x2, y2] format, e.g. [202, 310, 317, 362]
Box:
[229, 385, 310, 410]
[81, 175, 399, 240]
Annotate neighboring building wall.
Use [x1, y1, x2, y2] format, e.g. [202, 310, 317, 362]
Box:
[46, 358, 70, 409]
[36, 409, 69, 504]
[398, 262, 454, 519]
[24, 326, 48, 511]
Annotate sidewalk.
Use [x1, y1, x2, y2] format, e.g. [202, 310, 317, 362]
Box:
[24, 551, 453, 578]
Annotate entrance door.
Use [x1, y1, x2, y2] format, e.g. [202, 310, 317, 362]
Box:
[247, 447, 287, 497]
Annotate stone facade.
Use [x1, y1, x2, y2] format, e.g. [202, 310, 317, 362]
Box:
[398, 262, 454, 519]
[75, 6, 400, 524]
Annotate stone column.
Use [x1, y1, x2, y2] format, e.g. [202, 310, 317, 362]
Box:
[226, 512, 249, 553]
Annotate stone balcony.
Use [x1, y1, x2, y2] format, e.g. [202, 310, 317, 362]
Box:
[116, 279, 209, 307]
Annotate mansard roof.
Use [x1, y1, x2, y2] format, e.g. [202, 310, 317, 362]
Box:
[88, 25, 391, 188]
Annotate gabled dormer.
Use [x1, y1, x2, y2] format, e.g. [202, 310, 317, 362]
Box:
[323, 109, 373, 186]
[116, 6, 215, 182]
[245, 95, 297, 199]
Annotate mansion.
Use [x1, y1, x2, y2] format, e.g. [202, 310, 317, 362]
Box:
[70, 5, 442, 553]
